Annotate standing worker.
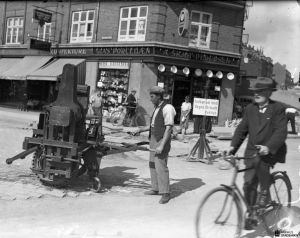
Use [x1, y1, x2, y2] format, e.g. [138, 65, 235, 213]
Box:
[180, 96, 191, 135]
[90, 90, 103, 116]
[286, 107, 298, 134]
[226, 77, 287, 230]
[135, 86, 176, 204]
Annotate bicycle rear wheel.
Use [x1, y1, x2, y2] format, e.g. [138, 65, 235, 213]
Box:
[196, 187, 243, 238]
[262, 173, 292, 234]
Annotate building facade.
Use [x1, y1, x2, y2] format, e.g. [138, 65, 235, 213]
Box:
[273, 62, 293, 90]
[0, 0, 246, 125]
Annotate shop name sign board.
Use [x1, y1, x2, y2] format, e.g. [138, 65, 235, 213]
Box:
[50, 46, 240, 66]
[178, 8, 189, 36]
[193, 98, 219, 117]
[33, 9, 52, 26]
[99, 61, 129, 69]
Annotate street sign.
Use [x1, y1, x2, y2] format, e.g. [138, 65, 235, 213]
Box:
[193, 98, 219, 117]
[33, 9, 52, 26]
[178, 8, 189, 37]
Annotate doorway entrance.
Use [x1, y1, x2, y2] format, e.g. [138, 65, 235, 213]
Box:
[172, 80, 191, 124]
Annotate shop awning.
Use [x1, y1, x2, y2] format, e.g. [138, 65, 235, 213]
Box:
[27, 58, 85, 81]
[0, 58, 22, 75]
[0, 56, 53, 80]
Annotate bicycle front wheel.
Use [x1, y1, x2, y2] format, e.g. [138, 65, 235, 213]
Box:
[196, 187, 243, 238]
[262, 173, 292, 234]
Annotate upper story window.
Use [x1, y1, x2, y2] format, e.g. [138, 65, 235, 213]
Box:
[189, 11, 212, 49]
[37, 23, 52, 42]
[70, 10, 95, 43]
[6, 17, 24, 44]
[118, 6, 148, 42]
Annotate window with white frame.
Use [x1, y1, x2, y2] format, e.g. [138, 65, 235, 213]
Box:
[6, 17, 24, 44]
[70, 10, 95, 43]
[118, 6, 148, 41]
[189, 11, 212, 49]
[37, 23, 52, 42]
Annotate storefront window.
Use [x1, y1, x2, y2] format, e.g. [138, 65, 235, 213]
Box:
[6, 17, 24, 44]
[97, 63, 129, 112]
[118, 6, 148, 42]
[189, 11, 212, 49]
[70, 10, 95, 43]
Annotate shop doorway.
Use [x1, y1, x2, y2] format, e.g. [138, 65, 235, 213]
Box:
[172, 80, 191, 124]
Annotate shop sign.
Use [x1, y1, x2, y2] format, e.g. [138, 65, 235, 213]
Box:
[33, 9, 52, 26]
[30, 38, 51, 51]
[193, 98, 219, 117]
[99, 62, 129, 69]
[178, 8, 189, 37]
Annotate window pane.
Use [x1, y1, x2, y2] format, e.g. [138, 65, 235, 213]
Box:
[72, 24, 78, 37]
[200, 26, 209, 41]
[190, 24, 199, 35]
[14, 18, 18, 26]
[120, 21, 127, 30]
[138, 19, 145, 34]
[12, 28, 17, 42]
[79, 23, 85, 36]
[88, 11, 94, 20]
[191, 12, 201, 23]
[81, 12, 87, 21]
[129, 20, 136, 35]
[202, 14, 210, 24]
[121, 8, 129, 18]
[130, 8, 138, 18]
[73, 12, 79, 21]
[7, 28, 12, 43]
[87, 23, 93, 36]
[140, 7, 147, 17]
[19, 18, 23, 26]
[7, 18, 12, 26]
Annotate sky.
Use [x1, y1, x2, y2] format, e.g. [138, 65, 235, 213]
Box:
[244, 0, 300, 82]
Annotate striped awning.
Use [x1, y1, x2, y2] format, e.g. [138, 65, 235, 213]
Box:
[0, 58, 22, 75]
[27, 58, 85, 82]
[0, 56, 53, 80]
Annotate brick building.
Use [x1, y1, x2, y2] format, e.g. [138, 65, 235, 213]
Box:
[0, 0, 246, 125]
[273, 62, 293, 90]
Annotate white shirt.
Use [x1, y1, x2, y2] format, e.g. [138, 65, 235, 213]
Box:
[181, 102, 191, 111]
[151, 102, 176, 127]
[286, 108, 297, 114]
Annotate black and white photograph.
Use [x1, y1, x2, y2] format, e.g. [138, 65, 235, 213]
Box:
[0, 0, 299, 237]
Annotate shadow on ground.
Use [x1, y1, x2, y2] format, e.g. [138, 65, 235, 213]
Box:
[170, 178, 205, 199]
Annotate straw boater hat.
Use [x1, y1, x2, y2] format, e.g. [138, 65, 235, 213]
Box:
[249, 77, 277, 91]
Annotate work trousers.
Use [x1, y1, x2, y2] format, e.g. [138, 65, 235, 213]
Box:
[287, 112, 296, 133]
[243, 157, 272, 207]
[149, 133, 170, 194]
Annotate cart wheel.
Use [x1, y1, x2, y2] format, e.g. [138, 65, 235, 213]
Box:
[92, 177, 102, 193]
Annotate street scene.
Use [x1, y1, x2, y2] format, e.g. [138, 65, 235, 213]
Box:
[0, 1, 300, 238]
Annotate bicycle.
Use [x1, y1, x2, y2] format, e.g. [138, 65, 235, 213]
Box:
[195, 154, 292, 238]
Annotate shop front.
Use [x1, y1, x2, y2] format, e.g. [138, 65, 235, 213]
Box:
[49, 43, 240, 125]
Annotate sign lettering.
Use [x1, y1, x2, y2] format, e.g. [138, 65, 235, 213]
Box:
[193, 98, 219, 117]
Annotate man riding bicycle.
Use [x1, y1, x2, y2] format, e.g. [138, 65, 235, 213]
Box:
[227, 77, 287, 230]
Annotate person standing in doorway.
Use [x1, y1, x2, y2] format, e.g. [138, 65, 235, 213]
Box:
[180, 96, 191, 135]
[90, 89, 103, 116]
[135, 86, 176, 204]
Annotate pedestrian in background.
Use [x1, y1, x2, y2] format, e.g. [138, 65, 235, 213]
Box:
[90, 89, 103, 116]
[180, 96, 191, 135]
[226, 77, 287, 230]
[125, 88, 137, 119]
[286, 107, 298, 134]
[135, 86, 176, 204]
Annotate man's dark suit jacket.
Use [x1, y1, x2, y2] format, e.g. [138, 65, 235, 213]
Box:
[231, 100, 287, 164]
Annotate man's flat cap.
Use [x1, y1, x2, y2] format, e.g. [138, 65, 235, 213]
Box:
[149, 86, 164, 94]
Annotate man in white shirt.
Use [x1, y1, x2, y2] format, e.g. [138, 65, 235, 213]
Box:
[286, 107, 298, 134]
[137, 86, 176, 204]
[180, 96, 192, 135]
